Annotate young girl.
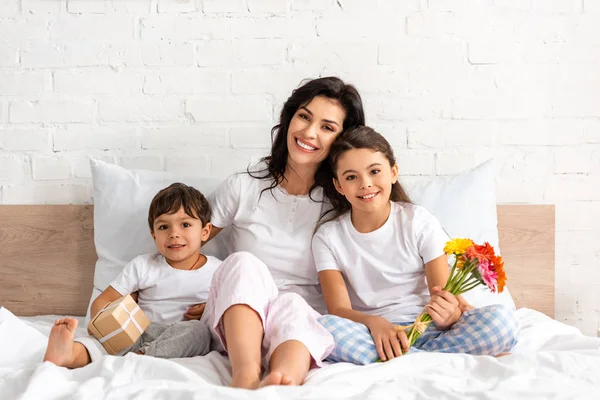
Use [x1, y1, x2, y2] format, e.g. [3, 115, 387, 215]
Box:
[312, 126, 518, 365]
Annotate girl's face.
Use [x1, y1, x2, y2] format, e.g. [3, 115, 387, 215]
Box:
[286, 96, 346, 169]
[334, 148, 399, 214]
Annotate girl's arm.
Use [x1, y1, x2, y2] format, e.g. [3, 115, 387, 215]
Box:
[424, 255, 464, 330]
[319, 270, 410, 361]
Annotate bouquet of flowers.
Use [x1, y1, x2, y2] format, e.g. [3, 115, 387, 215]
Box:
[401, 238, 507, 347]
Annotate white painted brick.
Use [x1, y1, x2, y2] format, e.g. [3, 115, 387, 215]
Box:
[379, 38, 465, 66]
[0, 18, 49, 44]
[32, 156, 72, 181]
[317, 15, 405, 40]
[142, 44, 194, 66]
[0, 0, 20, 15]
[532, 0, 582, 13]
[53, 125, 140, 151]
[98, 97, 182, 122]
[141, 125, 229, 148]
[230, 125, 273, 148]
[210, 149, 252, 177]
[22, 0, 62, 15]
[0, 70, 51, 96]
[0, 156, 25, 182]
[158, 0, 199, 13]
[394, 151, 435, 176]
[144, 69, 229, 95]
[513, 16, 578, 43]
[10, 100, 95, 124]
[0, 45, 19, 67]
[111, 0, 152, 14]
[496, 120, 588, 146]
[289, 41, 377, 68]
[588, 120, 600, 143]
[72, 154, 116, 178]
[1, 184, 91, 204]
[51, 15, 134, 41]
[495, 175, 547, 203]
[197, 39, 285, 67]
[556, 201, 600, 231]
[553, 94, 600, 118]
[364, 95, 446, 120]
[229, 17, 316, 38]
[0, 127, 51, 151]
[54, 68, 144, 95]
[554, 146, 594, 174]
[109, 44, 143, 67]
[290, 0, 333, 11]
[119, 155, 163, 171]
[247, 0, 288, 14]
[545, 174, 600, 202]
[452, 94, 552, 119]
[434, 150, 496, 175]
[165, 155, 211, 175]
[202, 0, 247, 13]
[584, 0, 600, 12]
[67, 0, 109, 14]
[0, 101, 6, 124]
[140, 16, 231, 40]
[232, 69, 306, 94]
[494, 0, 531, 10]
[408, 120, 496, 148]
[335, 0, 420, 13]
[321, 68, 408, 95]
[495, 146, 555, 176]
[370, 123, 408, 148]
[21, 43, 110, 68]
[185, 95, 273, 122]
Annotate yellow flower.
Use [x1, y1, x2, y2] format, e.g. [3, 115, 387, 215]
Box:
[444, 238, 475, 255]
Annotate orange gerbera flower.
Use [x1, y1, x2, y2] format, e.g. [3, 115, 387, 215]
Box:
[492, 254, 506, 292]
[465, 242, 495, 261]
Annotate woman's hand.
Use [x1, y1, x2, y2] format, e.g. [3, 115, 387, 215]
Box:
[426, 286, 461, 330]
[184, 303, 206, 320]
[365, 316, 410, 361]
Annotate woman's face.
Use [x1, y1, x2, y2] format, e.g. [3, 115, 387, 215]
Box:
[286, 95, 346, 169]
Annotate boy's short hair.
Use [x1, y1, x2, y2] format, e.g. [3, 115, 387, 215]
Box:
[148, 183, 211, 230]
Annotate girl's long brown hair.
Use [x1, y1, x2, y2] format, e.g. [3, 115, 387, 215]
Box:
[319, 126, 412, 228]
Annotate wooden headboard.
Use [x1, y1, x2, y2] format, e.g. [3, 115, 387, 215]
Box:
[0, 205, 555, 318]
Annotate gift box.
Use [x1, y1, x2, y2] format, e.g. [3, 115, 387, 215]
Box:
[88, 294, 151, 355]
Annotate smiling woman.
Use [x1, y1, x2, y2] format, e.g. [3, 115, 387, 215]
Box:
[197, 77, 366, 389]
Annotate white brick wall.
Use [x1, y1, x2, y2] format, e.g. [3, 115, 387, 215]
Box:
[0, 0, 599, 335]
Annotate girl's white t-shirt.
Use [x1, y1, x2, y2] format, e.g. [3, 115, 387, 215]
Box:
[110, 253, 221, 325]
[312, 201, 449, 323]
[208, 162, 329, 313]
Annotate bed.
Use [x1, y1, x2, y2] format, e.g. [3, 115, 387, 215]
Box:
[1, 204, 599, 399]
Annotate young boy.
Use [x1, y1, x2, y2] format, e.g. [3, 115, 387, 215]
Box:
[43, 183, 221, 367]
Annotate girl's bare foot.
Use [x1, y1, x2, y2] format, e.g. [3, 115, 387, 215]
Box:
[259, 371, 295, 387]
[231, 364, 262, 389]
[43, 318, 79, 366]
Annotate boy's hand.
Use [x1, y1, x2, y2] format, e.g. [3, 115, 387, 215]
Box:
[426, 286, 461, 330]
[365, 315, 410, 361]
[184, 303, 206, 320]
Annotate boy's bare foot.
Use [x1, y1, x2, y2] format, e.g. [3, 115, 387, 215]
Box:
[43, 318, 79, 366]
[259, 371, 295, 387]
[231, 364, 262, 389]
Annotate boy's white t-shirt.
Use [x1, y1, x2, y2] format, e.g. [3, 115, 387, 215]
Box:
[312, 201, 449, 323]
[208, 162, 329, 313]
[110, 253, 221, 326]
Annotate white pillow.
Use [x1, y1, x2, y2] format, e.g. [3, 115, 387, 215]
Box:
[404, 159, 516, 310]
[90, 159, 229, 293]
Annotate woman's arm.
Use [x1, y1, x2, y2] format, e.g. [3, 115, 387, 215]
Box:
[319, 270, 409, 360]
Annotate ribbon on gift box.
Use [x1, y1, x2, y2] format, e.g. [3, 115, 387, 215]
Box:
[98, 301, 145, 344]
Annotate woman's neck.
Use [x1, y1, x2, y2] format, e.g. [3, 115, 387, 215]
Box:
[281, 159, 319, 195]
[350, 201, 392, 233]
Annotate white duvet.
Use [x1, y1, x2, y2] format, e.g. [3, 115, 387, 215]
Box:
[1, 307, 599, 400]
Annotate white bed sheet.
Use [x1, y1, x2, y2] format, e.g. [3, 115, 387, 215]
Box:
[1, 307, 599, 400]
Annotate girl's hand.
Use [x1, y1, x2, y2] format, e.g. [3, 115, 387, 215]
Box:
[184, 303, 206, 320]
[426, 286, 461, 330]
[365, 316, 410, 361]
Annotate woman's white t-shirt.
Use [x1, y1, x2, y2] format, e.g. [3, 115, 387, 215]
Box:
[110, 253, 221, 325]
[312, 202, 449, 322]
[208, 162, 330, 313]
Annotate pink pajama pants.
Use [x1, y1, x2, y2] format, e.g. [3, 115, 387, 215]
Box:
[200, 251, 334, 367]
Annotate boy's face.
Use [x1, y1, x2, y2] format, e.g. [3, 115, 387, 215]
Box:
[151, 207, 211, 266]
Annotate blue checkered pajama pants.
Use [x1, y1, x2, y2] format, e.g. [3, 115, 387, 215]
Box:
[318, 305, 518, 365]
